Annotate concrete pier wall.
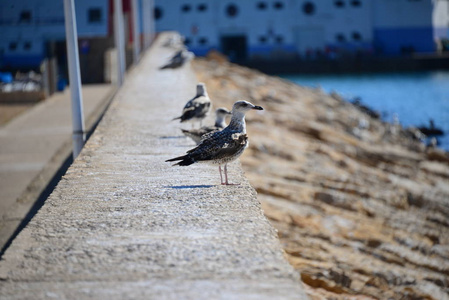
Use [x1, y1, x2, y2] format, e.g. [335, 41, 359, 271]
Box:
[0, 33, 308, 299]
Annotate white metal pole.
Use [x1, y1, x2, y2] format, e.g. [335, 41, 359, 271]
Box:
[131, 0, 140, 63]
[63, 0, 85, 159]
[114, 0, 126, 86]
[142, 0, 153, 50]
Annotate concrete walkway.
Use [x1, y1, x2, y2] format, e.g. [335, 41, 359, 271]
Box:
[0, 33, 308, 299]
[0, 84, 116, 251]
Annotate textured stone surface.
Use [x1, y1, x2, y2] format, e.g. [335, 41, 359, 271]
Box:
[0, 85, 115, 250]
[0, 34, 308, 299]
[194, 56, 449, 300]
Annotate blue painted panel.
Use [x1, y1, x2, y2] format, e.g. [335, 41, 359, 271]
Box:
[248, 46, 273, 55]
[249, 44, 297, 55]
[189, 44, 298, 58]
[374, 27, 435, 55]
[0, 54, 44, 67]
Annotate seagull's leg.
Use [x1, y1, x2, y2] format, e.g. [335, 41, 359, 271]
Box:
[224, 164, 229, 185]
[219, 165, 224, 185]
[224, 164, 240, 186]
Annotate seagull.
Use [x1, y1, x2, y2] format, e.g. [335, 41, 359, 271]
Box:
[181, 107, 232, 144]
[173, 83, 211, 127]
[159, 49, 194, 70]
[166, 100, 264, 185]
[162, 35, 185, 48]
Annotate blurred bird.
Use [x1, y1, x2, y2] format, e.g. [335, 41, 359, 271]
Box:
[166, 101, 264, 185]
[181, 107, 232, 144]
[162, 35, 185, 48]
[159, 49, 194, 70]
[173, 83, 211, 127]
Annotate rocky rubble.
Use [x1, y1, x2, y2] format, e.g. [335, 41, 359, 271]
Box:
[192, 56, 449, 300]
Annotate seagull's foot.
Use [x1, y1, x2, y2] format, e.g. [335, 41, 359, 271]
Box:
[221, 182, 240, 186]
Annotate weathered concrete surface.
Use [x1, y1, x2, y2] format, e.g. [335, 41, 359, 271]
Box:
[0, 84, 116, 251]
[0, 33, 308, 299]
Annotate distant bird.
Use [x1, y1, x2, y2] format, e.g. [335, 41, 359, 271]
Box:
[162, 35, 185, 48]
[166, 100, 264, 185]
[173, 83, 211, 127]
[418, 119, 444, 136]
[182, 107, 232, 144]
[159, 49, 194, 70]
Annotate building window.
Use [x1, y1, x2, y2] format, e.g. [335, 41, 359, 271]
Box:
[88, 8, 102, 23]
[275, 35, 284, 44]
[303, 2, 315, 15]
[273, 1, 284, 10]
[197, 4, 207, 12]
[154, 6, 163, 20]
[226, 4, 239, 17]
[24, 41, 32, 50]
[181, 4, 191, 12]
[258, 36, 267, 44]
[19, 10, 32, 23]
[351, 0, 361, 7]
[352, 32, 362, 41]
[336, 33, 346, 42]
[334, 0, 345, 8]
[9, 42, 17, 51]
[257, 2, 267, 10]
[184, 37, 191, 45]
[198, 37, 208, 45]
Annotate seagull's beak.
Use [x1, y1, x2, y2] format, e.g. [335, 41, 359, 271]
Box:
[227, 111, 232, 115]
[252, 105, 264, 110]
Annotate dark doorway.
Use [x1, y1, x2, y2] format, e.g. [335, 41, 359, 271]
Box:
[220, 35, 247, 62]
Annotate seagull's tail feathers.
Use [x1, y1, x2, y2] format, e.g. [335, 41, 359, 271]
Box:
[165, 155, 195, 166]
[172, 116, 181, 121]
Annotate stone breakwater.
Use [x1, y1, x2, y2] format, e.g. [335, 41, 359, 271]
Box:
[0, 34, 308, 300]
[193, 56, 449, 300]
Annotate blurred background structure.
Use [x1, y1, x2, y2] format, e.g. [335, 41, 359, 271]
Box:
[0, 0, 154, 96]
[152, 0, 449, 71]
[1, 0, 449, 84]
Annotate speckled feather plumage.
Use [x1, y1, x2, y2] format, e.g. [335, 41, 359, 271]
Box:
[181, 125, 221, 144]
[181, 107, 231, 144]
[186, 129, 248, 165]
[174, 83, 211, 124]
[177, 95, 211, 123]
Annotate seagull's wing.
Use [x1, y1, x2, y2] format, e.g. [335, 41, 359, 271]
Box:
[187, 130, 247, 162]
[179, 95, 211, 122]
[191, 96, 211, 118]
[184, 125, 220, 138]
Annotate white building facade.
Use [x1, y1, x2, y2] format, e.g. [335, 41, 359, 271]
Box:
[154, 0, 449, 60]
[0, 0, 109, 67]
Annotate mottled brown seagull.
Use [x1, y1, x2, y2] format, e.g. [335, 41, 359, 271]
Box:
[166, 100, 263, 185]
[173, 83, 211, 127]
[181, 107, 231, 144]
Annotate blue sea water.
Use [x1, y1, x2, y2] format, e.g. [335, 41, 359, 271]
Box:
[282, 71, 449, 151]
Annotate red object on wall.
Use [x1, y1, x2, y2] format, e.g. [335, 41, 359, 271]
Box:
[108, 0, 134, 43]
